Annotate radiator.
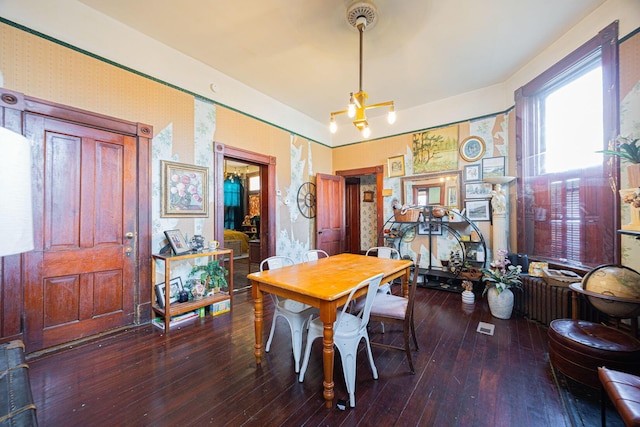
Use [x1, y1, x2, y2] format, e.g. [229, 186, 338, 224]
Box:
[514, 275, 604, 326]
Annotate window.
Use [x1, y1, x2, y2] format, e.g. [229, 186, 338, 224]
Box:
[515, 22, 619, 270]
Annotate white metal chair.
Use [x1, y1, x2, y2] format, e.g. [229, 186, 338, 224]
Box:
[302, 249, 329, 262]
[298, 273, 383, 408]
[261, 256, 317, 373]
[366, 246, 401, 295]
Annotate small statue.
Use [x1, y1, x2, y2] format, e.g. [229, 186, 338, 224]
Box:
[490, 184, 507, 214]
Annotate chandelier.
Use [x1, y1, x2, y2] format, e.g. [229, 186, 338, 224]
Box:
[329, 1, 396, 139]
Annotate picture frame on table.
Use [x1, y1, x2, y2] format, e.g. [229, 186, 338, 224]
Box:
[459, 136, 486, 162]
[161, 160, 209, 217]
[465, 182, 493, 199]
[464, 164, 482, 182]
[465, 199, 491, 221]
[164, 229, 191, 255]
[387, 155, 406, 178]
[482, 156, 506, 178]
[155, 277, 184, 308]
[418, 220, 442, 235]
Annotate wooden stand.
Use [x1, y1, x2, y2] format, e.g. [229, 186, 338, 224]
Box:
[151, 249, 233, 332]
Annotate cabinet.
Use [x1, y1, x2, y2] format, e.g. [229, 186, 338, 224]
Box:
[151, 249, 233, 331]
[248, 240, 261, 273]
[381, 206, 487, 292]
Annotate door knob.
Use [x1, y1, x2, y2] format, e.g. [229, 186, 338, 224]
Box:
[125, 232, 134, 239]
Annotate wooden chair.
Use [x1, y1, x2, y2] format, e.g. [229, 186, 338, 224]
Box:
[261, 256, 317, 373]
[368, 254, 421, 374]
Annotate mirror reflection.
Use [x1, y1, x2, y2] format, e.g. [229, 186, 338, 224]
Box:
[401, 170, 461, 208]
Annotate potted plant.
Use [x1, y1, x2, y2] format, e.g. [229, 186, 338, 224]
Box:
[599, 135, 640, 188]
[189, 259, 228, 294]
[481, 249, 522, 319]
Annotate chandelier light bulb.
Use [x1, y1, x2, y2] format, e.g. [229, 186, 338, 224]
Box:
[330, 118, 337, 133]
[362, 126, 371, 138]
[387, 109, 396, 124]
[347, 97, 356, 118]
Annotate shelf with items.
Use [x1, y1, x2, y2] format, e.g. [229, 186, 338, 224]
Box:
[151, 248, 233, 332]
[380, 205, 487, 293]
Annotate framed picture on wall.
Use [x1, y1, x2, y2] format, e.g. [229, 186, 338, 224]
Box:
[418, 220, 442, 235]
[161, 160, 209, 217]
[482, 156, 506, 178]
[464, 164, 482, 182]
[465, 182, 493, 199]
[465, 199, 491, 221]
[387, 155, 405, 178]
[459, 136, 486, 162]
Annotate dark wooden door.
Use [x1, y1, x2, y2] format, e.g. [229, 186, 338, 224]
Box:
[24, 114, 137, 351]
[345, 177, 361, 254]
[316, 173, 345, 255]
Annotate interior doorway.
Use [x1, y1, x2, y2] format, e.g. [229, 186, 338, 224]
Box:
[222, 158, 260, 292]
[336, 165, 385, 253]
[213, 143, 276, 293]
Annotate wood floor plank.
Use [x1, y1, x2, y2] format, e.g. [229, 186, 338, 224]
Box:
[25, 279, 614, 427]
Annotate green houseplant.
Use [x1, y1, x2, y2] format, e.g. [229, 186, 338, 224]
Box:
[189, 259, 228, 293]
[599, 135, 640, 187]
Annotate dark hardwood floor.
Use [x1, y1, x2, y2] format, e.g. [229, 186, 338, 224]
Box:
[26, 279, 617, 426]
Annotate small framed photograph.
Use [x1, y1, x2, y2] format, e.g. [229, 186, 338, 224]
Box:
[465, 182, 493, 199]
[459, 136, 486, 162]
[161, 160, 209, 217]
[464, 164, 482, 182]
[447, 187, 458, 207]
[387, 155, 405, 178]
[363, 190, 374, 202]
[418, 220, 442, 235]
[465, 199, 491, 221]
[155, 277, 184, 308]
[164, 229, 191, 255]
[482, 156, 506, 178]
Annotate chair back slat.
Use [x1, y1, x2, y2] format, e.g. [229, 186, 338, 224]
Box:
[337, 273, 383, 331]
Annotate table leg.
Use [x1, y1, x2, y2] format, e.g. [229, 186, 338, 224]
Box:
[322, 320, 335, 408]
[252, 282, 263, 364]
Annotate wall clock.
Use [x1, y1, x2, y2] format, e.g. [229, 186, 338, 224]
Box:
[297, 182, 317, 218]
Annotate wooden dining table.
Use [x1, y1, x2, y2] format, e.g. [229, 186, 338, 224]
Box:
[248, 253, 413, 408]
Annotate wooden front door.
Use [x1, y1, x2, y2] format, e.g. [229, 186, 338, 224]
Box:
[24, 114, 137, 351]
[316, 173, 345, 255]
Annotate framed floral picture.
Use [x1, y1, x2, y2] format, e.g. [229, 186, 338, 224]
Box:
[161, 160, 209, 217]
[464, 164, 482, 182]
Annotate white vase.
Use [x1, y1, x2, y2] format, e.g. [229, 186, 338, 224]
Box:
[487, 287, 514, 319]
[461, 290, 475, 304]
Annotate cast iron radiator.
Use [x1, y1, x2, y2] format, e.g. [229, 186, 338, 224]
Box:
[513, 275, 604, 326]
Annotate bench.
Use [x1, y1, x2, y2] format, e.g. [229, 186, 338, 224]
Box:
[0, 340, 38, 426]
[599, 367, 640, 427]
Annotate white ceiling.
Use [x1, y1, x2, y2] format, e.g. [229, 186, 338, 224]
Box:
[8, 0, 592, 143]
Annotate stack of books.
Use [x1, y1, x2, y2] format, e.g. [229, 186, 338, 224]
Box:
[152, 311, 198, 330]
